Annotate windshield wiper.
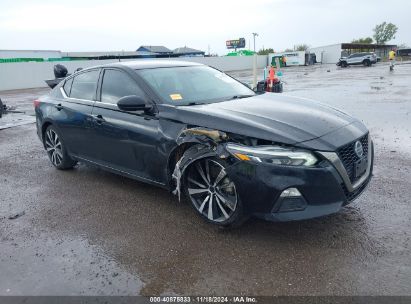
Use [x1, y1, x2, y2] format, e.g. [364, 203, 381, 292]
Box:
[184, 102, 204, 106]
[228, 94, 255, 100]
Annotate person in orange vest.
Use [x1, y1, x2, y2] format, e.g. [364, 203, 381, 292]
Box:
[282, 55, 287, 67]
[266, 66, 279, 92]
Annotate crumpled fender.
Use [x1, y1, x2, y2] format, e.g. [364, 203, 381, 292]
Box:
[172, 127, 230, 200]
[176, 127, 228, 145]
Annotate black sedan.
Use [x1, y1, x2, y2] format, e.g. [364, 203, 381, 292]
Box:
[34, 60, 373, 226]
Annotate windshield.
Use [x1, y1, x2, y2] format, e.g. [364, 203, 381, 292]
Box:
[136, 65, 255, 105]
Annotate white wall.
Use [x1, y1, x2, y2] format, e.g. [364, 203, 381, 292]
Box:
[0, 50, 62, 59]
[0, 60, 117, 91]
[309, 44, 342, 64]
[0, 56, 268, 91]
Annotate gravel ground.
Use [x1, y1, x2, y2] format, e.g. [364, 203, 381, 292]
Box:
[0, 63, 410, 296]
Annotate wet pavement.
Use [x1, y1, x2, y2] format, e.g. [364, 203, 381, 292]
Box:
[0, 63, 410, 296]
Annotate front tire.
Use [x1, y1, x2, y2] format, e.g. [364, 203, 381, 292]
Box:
[363, 60, 371, 67]
[184, 157, 244, 227]
[44, 125, 77, 170]
[341, 61, 348, 68]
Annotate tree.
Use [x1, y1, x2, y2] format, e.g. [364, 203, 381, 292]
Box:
[294, 44, 309, 51]
[373, 22, 398, 44]
[282, 44, 309, 52]
[352, 37, 373, 44]
[257, 48, 274, 55]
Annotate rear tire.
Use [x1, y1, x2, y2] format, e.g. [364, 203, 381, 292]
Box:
[363, 60, 371, 67]
[44, 125, 77, 170]
[184, 157, 246, 227]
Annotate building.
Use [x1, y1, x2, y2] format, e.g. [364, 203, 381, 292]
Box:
[136, 46, 172, 55]
[309, 43, 397, 64]
[397, 48, 411, 57]
[173, 46, 205, 57]
[63, 51, 155, 59]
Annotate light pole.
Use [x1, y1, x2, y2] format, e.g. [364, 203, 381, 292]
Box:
[252, 32, 259, 52]
[252, 33, 259, 89]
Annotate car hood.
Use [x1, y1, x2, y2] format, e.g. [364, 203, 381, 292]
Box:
[158, 93, 358, 147]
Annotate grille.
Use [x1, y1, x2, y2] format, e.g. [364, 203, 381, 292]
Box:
[341, 175, 371, 204]
[336, 133, 369, 183]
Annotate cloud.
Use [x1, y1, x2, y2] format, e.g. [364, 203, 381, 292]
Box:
[0, 0, 410, 54]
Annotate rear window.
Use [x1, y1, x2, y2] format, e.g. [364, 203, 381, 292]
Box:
[70, 70, 100, 100]
[63, 77, 73, 96]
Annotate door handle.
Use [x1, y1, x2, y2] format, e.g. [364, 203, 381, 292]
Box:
[92, 114, 105, 124]
[55, 104, 63, 111]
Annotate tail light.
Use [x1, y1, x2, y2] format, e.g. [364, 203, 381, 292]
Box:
[33, 99, 41, 108]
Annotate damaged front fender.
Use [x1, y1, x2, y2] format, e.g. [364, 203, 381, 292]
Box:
[176, 127, 228, 146]
[171, 127, 231, 200]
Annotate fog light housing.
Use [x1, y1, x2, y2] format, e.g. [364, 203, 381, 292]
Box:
[276, 188, 307, 212]
[280, 187, 302, 198]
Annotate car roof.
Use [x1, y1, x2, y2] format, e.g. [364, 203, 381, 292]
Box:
[66, 60, 205, 79]
[102, 60, 204, 70]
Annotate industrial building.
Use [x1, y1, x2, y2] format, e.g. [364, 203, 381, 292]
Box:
[0, 45, 205, 63]
[136, 45, 173, 55]
[172, 46, 205, 57]
[309, 43, 397, 64]
[136, 45, 204, 57]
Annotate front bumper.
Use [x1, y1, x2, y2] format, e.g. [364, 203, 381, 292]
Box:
[226, 139, 374, 222]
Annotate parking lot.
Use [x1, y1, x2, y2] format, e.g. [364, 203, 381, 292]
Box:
[0, 63, 410, 296]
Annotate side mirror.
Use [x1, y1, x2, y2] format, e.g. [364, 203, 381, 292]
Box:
[117, 95, 151, 112]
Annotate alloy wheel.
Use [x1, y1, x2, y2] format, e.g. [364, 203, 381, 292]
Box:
[45, 129, 63, 166]
[186, 159, 238, 222]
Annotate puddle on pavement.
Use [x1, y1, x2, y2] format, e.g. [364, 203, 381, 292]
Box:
[0, 113, 36, 130]
[0, 230, 143, 295]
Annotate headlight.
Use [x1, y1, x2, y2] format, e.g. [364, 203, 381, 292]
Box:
[226, 143, 318, 167]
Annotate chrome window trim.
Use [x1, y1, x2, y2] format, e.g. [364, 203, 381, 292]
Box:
[94, 100, 122, 107]
[60, 86, 68, 98]
[318, 135, 372, 192]
[60, 87, 95, 105]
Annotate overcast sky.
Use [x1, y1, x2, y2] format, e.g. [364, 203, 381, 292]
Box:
[1, 0, 410, 55]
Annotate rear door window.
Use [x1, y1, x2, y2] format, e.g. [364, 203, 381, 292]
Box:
[70, 70, 100, 101]
[100, 69, 144, 104]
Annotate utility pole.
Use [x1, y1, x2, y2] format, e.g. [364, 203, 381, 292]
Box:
[252, 32, 259, 52]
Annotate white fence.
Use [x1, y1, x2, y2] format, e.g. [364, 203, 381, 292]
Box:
[309, 44, 342, 64]
[0, 56, 268, 91]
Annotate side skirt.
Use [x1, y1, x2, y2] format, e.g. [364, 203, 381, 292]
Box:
[72, 155, 169, 190]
